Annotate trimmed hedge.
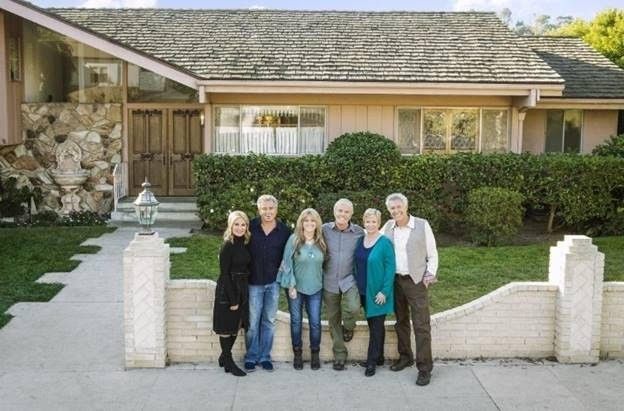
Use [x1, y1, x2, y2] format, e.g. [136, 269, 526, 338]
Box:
[466, 187, 525, 246]
[194, 136, 624, 236]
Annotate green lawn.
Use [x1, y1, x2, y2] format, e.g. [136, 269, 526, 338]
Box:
[168, 234, 624, 314]
[0, 226, 115, 328]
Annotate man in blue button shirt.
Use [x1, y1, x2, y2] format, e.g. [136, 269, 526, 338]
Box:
[244, 194, 291, 372]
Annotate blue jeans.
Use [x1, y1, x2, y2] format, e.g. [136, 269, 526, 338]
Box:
[245, 282, 280, 363]
[287, 289, 322, 350]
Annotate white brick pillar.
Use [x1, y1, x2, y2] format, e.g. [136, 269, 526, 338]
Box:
[124, 232, 170, 368]
[549, 235, 604, 363]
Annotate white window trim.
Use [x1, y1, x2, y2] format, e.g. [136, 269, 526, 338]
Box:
[212, 104, 327, 156]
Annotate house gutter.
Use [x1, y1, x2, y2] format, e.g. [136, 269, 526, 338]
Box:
[197, 80, 564, 97]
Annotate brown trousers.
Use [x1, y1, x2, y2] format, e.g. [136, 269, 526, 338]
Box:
[394, 275, 433, 372]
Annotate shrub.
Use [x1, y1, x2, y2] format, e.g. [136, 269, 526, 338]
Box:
[465, 187, 524, 246]
[30, 210, 60, 226]
[199, 178, 313, 231]
[315, 191, 388, 226]
[0, 177, 42, 218]
[592, 134, 624, 158]
[59, 211, 107, 226]
[325, 132, 401, 191]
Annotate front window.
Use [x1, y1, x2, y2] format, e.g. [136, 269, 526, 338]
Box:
[399, 107, 509, 154]
[214, 106, 325, 155]
[127, 64, 198, 102]
[545, 110, 582, 153]
[22, 20, 122, 103]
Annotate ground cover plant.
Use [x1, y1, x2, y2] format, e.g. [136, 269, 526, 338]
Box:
[167, 234, 624, 315]
[0, 226, 114, 328]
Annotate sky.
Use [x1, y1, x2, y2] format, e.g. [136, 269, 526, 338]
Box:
[30, 0, 624, 24]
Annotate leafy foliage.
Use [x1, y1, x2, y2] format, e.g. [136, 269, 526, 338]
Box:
[465, 187, 525, 246]
[592, 134, 624, 158]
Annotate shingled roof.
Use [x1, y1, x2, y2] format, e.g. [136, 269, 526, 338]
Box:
[522, 36, 624, 99]
[45, 8, 563, 85]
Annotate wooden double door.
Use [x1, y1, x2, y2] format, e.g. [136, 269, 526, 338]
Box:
[129, 108, 203, 196]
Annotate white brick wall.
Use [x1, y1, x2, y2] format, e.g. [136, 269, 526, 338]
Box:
[601, 282, 624, 358]
[166, 280, 559, 362]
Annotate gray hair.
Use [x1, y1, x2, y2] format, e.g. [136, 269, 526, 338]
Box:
[385, 193, 408, 209]
[362, 208, 382, 224]
[333, 198, 354, 213]
[256, 194, 278, 208]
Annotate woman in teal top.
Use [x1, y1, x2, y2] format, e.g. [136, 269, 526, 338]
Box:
[354, 208, 396, 377]
[277, 208, 327, 371]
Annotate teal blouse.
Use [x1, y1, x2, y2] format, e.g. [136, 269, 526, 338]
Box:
[276, 234, 324, 295]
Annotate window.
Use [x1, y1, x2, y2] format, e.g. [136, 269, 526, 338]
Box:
[399, 107, 509, 154]
[422, 109, 479, 154]
[214, 106, 325, 155]
[22, 21, 122, 103]
[545, 110, 583, 153]
[127, 64, 198, 102]
[397, 109, 421, 154]
[481, 109, 509, 153]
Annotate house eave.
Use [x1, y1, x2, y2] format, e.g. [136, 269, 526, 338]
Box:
[536, 98, 624, 110]
[198, 80, 564, 97]
[0, 0, 200, 88]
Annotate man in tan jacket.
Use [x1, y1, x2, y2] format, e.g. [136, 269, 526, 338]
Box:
[382, 193, 438, 386]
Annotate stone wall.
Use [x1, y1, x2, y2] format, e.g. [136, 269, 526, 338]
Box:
[601, 282, 624, 358]
[0, 103, 122, 215]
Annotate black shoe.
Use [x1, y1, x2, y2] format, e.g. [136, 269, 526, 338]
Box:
[293, 348, 303, 370]
[359, 357, 384, 368]
[365, 366, 376, 377]
[390, 357, 414, 372]
[342, 326, 354, 342]
[311, 350, 320, 370]
[333, 361, 345, 371]
[416, 370, 431, 386]
[224, 357, 247, 377]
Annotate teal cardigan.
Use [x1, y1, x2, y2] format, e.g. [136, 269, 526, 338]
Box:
[355, 235, 396, 318]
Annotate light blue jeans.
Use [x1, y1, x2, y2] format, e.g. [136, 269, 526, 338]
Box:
[244, 281, 280, 364]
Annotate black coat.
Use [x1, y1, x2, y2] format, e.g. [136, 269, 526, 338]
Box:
[213, 237, 251, 335]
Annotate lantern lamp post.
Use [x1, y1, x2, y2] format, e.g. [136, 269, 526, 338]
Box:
[133, 178, 160, 234]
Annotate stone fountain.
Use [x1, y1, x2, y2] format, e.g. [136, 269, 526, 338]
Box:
[50, 139, 89, 214]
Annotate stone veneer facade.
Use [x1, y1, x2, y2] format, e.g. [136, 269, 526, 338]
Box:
[0, 103, 122, 215]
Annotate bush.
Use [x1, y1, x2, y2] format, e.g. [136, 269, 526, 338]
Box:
[30, 210, 60, 226]
[465, 187, 524, 246]
[315, 191, 388, 226]
[59, 211, 107, 226]
[0, 177, 42, 218]
[325, 132, 401, 191]
[592, 134, 624, 158]
[199, 178, 313, 231]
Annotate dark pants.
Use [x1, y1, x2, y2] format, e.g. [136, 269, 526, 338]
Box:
[394, 275, 433, 372]
[360, 295, 385, 366]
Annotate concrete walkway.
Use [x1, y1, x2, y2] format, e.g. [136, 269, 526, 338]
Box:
[1, 226, 623, 410]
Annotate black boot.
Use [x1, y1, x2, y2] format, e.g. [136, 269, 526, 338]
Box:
[218, 337, 230, 371]
[293, 347, 303, 370]
[221, 336, 246, 377]
[311, 349, 320, 370]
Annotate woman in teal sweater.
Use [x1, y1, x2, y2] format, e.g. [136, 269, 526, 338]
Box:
[354, 208, 396, 377]
[276, 208, 327, 371]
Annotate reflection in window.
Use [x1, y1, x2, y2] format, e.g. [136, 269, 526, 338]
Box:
[214, 106, 325, 155]
[481, 110, 509, 153]
[423, 110, 447, 153]
[451, 109, 478, 152]
[397, 109, 421, 154]
[127, 64, 198, 102]
[545, 110, 582, 153]
[22, 21, 122, 103]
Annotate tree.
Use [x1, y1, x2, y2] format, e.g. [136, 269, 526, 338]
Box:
[548, 9, 624, 68]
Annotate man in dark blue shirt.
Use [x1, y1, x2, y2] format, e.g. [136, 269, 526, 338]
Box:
[244, 194, 291, 372]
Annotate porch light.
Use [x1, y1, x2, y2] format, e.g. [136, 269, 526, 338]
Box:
[133, 178, 160, 234]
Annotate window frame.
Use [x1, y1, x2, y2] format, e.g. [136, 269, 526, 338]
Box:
[395, 106, 510, 155]
[544, 109, 584, 154]
[212, 104, 328, 156]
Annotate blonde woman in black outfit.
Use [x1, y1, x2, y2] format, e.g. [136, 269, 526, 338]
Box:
[213, 210, 251, 377]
